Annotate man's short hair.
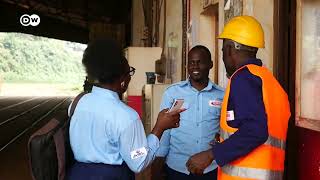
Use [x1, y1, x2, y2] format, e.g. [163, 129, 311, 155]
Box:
[189, 45, 212, 62]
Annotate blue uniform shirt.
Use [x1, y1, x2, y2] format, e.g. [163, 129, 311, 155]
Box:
[69, 86, 159, 173]
[213, 59, 269, 166]
[157, 79, 225, 174]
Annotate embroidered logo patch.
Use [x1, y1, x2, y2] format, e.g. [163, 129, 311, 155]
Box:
[226, 110, 235, 121]
[130, 147, 147, 159]
[209, 100, 222, 107]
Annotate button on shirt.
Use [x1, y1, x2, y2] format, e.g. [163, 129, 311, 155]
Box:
[156, 80, 225, 174]
[69, 86, 159, 173]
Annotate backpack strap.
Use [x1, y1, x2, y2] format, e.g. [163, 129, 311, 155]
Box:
[55, 92, 87, 180]
[69, 92, 87, 117]
[64, 92, 88, 172]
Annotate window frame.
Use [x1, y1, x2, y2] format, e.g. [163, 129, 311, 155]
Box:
[295, 0, 320, 132]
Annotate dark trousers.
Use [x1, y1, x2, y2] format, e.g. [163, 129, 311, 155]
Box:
[67, 161, 135, 180]
[165, 165, 217, 180]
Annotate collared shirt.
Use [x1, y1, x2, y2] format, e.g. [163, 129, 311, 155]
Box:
[68, 86, 159, 173]
[157, 79, 225, 174]
[213, 59, 269, 166]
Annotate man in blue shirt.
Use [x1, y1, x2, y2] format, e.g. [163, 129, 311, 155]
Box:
[156, 45, 224, 180]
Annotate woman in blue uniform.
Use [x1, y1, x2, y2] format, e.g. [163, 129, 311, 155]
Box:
[67, 39, 183, 180]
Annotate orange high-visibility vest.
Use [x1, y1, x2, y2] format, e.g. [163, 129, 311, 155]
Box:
[218, 64, 291, 180]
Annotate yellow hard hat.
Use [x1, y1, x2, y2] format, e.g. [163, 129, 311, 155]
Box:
[218, 15, 265, 48]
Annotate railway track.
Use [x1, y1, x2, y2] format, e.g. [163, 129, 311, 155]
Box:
[0, 96, 72, 180]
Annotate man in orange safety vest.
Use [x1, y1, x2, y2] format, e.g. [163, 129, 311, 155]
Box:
[186, 15, 291, 180]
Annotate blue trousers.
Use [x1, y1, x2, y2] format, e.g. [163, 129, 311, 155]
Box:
[67, 162, 135, 180]
[165, 165, 217, 180]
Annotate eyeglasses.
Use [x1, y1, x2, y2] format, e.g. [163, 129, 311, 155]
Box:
[128, 66, 136, 76]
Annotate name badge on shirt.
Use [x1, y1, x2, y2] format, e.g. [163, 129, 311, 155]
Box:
[209, 100, 222, 108]
[226, 110, 235, 121]
[130, 147, 147, 159]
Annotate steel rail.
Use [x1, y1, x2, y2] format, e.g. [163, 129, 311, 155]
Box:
[0, 96, 41, 112]
[0, 97, 70, 152]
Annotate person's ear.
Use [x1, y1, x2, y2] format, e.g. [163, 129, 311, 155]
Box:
[120, 81, 125, 88]
[118, 75, 126, 88]
[209, 60, 213, 69]
[119, 73, 130, 91]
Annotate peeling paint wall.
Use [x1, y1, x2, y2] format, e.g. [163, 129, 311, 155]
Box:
[165, 1, 183, 82]
[218, 0, 227, 87]
[243, 0, 274, 71]
[132, 0, 145, 46]
[224, 0, 243, 23]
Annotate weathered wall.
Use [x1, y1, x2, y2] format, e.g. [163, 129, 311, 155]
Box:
[218, 0, 227, 87]
[243, 0, 274, 71]
[132, 0, 145, 46]
[164, 0, 183, 82]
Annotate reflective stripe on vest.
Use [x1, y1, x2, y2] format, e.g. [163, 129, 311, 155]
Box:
[221, 164, 283, 179]
[220, 129, 286, 150]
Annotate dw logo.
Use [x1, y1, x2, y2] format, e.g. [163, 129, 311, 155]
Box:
[20, 14, 40, 26]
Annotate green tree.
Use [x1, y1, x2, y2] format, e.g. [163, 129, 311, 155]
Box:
[0, 32, 86, 83]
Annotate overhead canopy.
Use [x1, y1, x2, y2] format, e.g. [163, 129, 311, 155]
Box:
[0, 0, 132, 44]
